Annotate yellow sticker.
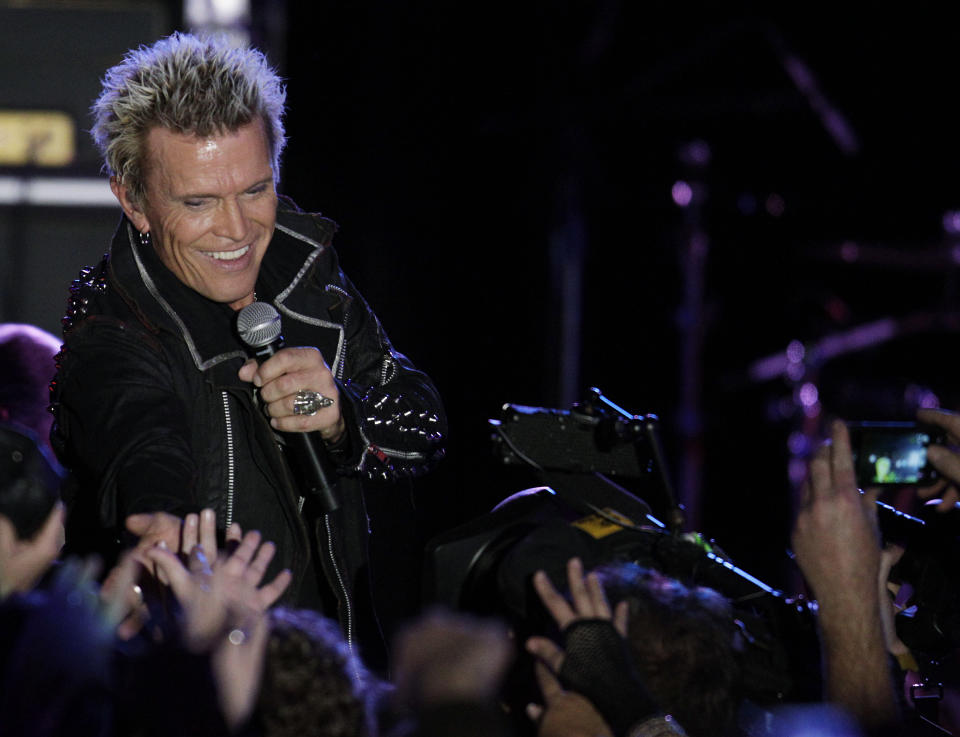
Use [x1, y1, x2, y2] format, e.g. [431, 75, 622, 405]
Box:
[572, 508, 634, 539]
[0, 110, 75, 166]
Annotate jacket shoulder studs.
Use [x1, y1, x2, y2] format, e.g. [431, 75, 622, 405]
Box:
[61, 254, 110, 335]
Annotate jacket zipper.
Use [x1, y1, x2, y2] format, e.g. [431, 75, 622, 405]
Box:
[222, 391, 236, 528]
[327, 284, 350, 382]
[324, 514, 355, 657]
[265, 284, 358, 665]
[324, 290, 360, 668]
[261, 393, 353, 658]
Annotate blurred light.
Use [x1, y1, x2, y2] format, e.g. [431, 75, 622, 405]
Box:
[214, 0, 247, 23]
[0, 176, 114, 206]
[840, 241, 859, 262]
[943, 210, 960, 234]
[803, 402, 821, 419]
[825, 296, 852, 323]
[0, 110, 75, 166]
[672, 180, 693, 207]
[769, 704, 861, 736]
[900, 451, 924, 470]
[786, 362, 805, 381]
[789, 457, 808, 486]
[905, 383, 941, 410]
[765, 193, 786, 217]
[799, 382, 819, 407]
[679, 139, 712, 167]
[185, 0, 249, 25]
[788, 431, 811, 456]
[786, 339, 805, 364]
[736, 193, 757, 215]
[185, 0, 250, 43]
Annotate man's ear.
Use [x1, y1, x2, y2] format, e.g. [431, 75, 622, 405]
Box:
[110, 176, 150, 233]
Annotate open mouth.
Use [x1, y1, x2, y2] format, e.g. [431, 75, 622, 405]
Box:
[208, 245, 251, 261]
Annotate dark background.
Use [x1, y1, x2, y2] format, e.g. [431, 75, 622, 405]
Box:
[5, 2, 960, 628]
[277, 4, 960, 604]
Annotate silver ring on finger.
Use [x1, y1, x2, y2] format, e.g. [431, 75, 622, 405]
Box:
[293, 390, 334, 416]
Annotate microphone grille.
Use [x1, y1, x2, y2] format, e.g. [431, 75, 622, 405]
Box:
[236, 301, 282, 349]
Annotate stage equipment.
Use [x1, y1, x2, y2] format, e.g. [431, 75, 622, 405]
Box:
[423, 388, 824, 708]
[489, 386, 683, 531]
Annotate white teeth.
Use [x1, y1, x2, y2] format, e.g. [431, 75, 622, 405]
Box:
[209, 245, 250, 261]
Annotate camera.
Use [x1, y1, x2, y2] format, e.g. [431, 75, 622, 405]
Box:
[846, 420, 945, 489]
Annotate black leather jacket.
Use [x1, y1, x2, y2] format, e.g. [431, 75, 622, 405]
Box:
[50, 200, 446, 645]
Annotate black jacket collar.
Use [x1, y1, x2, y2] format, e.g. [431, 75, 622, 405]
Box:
[107, 202, 339, 384]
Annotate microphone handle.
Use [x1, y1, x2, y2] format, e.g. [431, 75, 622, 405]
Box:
[287, 429, 340, 513]
[254, 340, 340, 513]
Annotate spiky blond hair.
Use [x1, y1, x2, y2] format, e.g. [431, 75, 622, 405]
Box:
[91, 31, 286, 203]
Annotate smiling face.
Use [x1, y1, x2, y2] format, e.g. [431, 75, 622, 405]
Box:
[111, 119, 278, 311]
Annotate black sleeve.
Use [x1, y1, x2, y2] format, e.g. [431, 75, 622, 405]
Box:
[51, 318, 200, 543]
[321, 251, 447, 480]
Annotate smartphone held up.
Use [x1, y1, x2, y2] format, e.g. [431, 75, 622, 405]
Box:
[846, 421, 946, 489]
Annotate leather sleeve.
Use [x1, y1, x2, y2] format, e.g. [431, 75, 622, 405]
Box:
[51, 316, 200, 543]
[316, 247, 447, 481]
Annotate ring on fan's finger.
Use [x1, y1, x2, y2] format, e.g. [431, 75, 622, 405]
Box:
[293, 390, 334, 416]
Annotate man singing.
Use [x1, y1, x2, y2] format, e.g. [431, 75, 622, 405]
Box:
[49, 32, 446, 659]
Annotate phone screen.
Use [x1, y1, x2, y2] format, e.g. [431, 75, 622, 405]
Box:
[847, 422, 942, 487]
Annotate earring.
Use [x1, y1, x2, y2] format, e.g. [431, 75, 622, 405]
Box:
[139, 230, 151, 247]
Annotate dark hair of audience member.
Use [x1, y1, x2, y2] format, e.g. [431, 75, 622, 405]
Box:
[255, 607, 381, 737]
[0, 323, 60, 446]
[593, 561, 743, 737]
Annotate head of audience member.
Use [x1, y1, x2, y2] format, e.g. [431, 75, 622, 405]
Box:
[593, 561, 744, 737]
[0, 323, 61, 448]
[254, 606, 381, 737]
[0, 423, 65, 597]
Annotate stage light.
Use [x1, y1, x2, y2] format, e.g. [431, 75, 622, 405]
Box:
[765, 193, 785, 217]
[786, 339, 805, 364]
[184, 0, 250, 42]
[799, 382, 819, 408]
[942, 210, 960, 235]
[671, 180, 693, 207]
